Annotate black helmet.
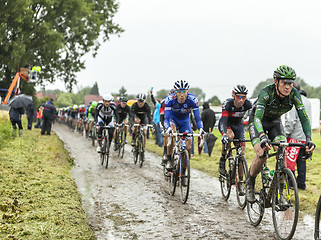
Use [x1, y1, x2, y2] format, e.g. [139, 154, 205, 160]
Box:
[273, 65, 296, 83]
[121, 97, 128, 103]
[232, 84, 248, 95]
[136, 93, 146, 101]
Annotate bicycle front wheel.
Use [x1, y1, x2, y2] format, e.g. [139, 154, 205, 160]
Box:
[105, 139, 110, 169]
[180, 150, 190, 204]
[272, 168, 299, 240]
[100, 139, 105, 166]
[139, 135, 145, 168]
[119, 131, 125, 159]
[236, 155, 249, 209]
[219, 158, 232, 201]
[133, 136, 138, 164]
[315, 195, 321, 240]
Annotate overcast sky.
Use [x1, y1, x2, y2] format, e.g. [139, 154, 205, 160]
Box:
[44, 0, 321, 102]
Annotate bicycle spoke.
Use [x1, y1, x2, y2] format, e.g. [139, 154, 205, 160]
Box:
[220, 158, 231, 201]
[272, 168, 299, 240]
[180, 150, 190, 204]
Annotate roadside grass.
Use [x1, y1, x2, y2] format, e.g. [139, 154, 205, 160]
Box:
[145, 128, 321, 214]
[0, 115, 94, 239]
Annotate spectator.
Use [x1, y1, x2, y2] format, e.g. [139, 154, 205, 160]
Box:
[201, 102, 216, 153]
[26, 102, 35, 130]
[153, 99, 163, 147]
[34, 105, 44, 128]
[41, 99, 56, 135]
[284, 83, 312, 190]
[9, 106, 25, 137]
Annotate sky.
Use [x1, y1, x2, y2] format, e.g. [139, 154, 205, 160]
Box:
[43, 0, 321, 102]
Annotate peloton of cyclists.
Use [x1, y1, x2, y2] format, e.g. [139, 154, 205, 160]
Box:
[246, 65, 315, 204]
[130, 93, 153, 148]
[95, 94, 116, 153]
[164, 80, 204, 170]
[218, 85, 252, 177]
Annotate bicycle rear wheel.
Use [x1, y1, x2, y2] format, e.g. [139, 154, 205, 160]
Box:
[139, 135, 145, 168]
[315, 195, 321, 240]
[105, 139, 110, 169]
[180, 150, 190, 204]
[236, 155, 248, 209]
[219, 158, 232, 201]
[246, 172, 265, 226]
[272, 168, 299, 240]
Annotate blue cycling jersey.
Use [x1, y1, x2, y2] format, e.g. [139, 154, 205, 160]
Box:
[164, 93, 203, 130]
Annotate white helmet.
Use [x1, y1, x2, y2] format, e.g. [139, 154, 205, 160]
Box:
[102, 93, 113, 101]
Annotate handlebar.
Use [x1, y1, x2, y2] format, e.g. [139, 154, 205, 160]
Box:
[259, 141, 308, 159]
[167, 132, 204, 147]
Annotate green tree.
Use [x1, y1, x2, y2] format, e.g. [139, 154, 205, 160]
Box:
[0, 0, 124, 92]
[90, 82, 99, 95]
[156, 89, 168, 99]
[118, 86, 127, 97]
[251, 78, 274, 98]
[207, 95, 221, 106]
[189, 87, 206, 103]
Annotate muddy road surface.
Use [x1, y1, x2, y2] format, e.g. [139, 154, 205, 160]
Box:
[53, 124, 314, 240]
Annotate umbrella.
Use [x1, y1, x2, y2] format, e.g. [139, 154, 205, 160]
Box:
[206, 133, 218, 157]
[8, 94, 33, 108]
[198, 136, 203, 155]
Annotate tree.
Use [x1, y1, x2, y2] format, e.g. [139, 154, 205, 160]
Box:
[156, 89, 168, 99]
[90, 82, 99, 95]
[207, 95, 221, 106]
[251, 78, 274, 98]
[189, 87, 206, 103]
[118, 86, 127, 97]
[0, 0, 124, 92]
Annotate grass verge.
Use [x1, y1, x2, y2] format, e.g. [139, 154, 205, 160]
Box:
[0, 115, 95, 239]
[145, 128, 321, 214]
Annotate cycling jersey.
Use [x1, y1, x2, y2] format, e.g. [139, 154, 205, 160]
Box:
[164, 93, 203, 131]
[88, 106, 96, 120]
[218, 98, 252, 135]
[115, 104, 131, 124]
[131, 102, 152, 125]
[95, 102, 116, 126]
[249, 83, 311, 140]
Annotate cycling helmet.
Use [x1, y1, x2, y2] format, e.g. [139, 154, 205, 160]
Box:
[273, 65, 296, 83]
[73, 105, 78, 110]
[121, 97, 128, 103]
[174, 80, 190, 90]
[232, 84, 248, 95]
[102, 93, 113, 101]
[79, 104, 85, 108]
[91, 101, 98, 107]
[136, 93, 146, 101]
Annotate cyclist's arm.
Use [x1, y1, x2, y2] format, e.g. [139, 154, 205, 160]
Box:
[218, 100, 229, 134]
[164, 97, 172, 129]
[253, 89, 269, 137]
[294, 90, 312, 139]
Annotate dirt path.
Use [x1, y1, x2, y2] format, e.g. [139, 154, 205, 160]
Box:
[53, 124, 314, 240]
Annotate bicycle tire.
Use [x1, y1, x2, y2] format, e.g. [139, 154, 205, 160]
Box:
[180, 150, 190, 204]
[272, 168, 299, 240]
[315, 195, 321, 240]
[119, 131, 125, 159]
[105, 139, 110, 169]
[246, 172, 265, 227]
[139, 134, 145, 168]
[219, 157, 232, 201]
[100, 138, 105, 166]
[91, 127, 96, 146]
[133, 136, 138, 164]
[236, 155, 249, 209]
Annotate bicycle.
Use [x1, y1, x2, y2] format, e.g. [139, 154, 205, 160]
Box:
[132, 124, 154, 168]
[219, 139, 251, 209]
[114, 123, 128, 159]
[100, 125, 112, 169]
[166, 132, 203, 204]
[247, 141, 307, 240]
[90, 122, 97, 146]
[315, 194, 321, 240]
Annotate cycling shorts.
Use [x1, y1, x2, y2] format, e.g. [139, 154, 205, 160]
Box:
[170, 116, 193, 135]
[249, 118, 286, 146]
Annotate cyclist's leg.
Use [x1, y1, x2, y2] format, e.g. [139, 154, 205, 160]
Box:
[131, 116, 140, 146]
[176, 119, 193, 172]
[232, 124, 246, 179]
[141, 116, 149, 147]
[165, 121, 177, 169]
[96, 121, 104, 152]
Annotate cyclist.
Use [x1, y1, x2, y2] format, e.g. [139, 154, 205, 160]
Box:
[95, 94, 116, 153]
[86, 101, 97, 137]
[164, 80, 204, 170]
[70, 105, 79, 128]
[246, 65, 315, 203]
[130, 93, 152, 148]
[218, 85, 252, 177]
[114, 97, 131, 148]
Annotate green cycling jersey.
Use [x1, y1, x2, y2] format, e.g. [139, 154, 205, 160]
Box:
[252, 83, 311, 139]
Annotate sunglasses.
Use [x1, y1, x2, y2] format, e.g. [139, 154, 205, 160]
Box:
[175, 90, 188, 94]
[235, 95, 246, 100]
